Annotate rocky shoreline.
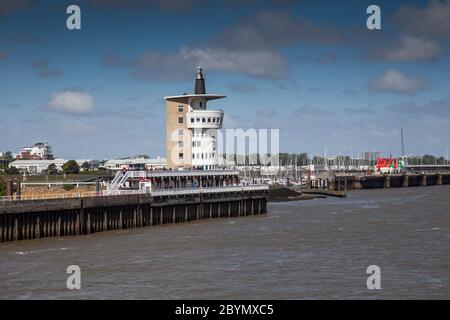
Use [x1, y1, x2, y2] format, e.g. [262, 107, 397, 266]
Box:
[268, 186, 327, 202]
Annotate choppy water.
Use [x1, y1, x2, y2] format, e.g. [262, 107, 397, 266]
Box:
[1, 186, 449, 299]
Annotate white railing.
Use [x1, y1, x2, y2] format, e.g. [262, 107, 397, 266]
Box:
[107, 170, 129, 192]
[105, 189, 146, 196]
[0, 185, 268, 202]
[20, 181, 98, 188]
[0, 190, 146, 202]
[150, 185, 269, 197]
[128, 169, 240, 178]
[0, 192, 95, 202]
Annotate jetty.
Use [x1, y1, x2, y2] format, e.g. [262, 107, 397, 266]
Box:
[331, 172, 450, 191]
[0, 170, 268, 243]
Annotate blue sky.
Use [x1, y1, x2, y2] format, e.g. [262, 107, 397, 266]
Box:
[1, 0, 449, 159]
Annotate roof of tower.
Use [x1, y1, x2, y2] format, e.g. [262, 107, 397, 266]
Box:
[165, 67, 225, 101]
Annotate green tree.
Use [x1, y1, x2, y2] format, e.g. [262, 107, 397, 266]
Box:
[81, 161, 91, 171]
[62, 160, 80, 174]
[5, 166, 19, 174]
[47, 163, 58, 175]
[63, 184, 75, 191]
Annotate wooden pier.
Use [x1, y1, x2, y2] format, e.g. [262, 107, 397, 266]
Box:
[0, 191, 267, 243]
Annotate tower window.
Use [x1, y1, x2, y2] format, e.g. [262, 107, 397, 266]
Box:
[178, 141, 183, 148]
[179, 153, 184, 159]
[178, 129, 183, 136]
[178, 106, 184, 112]
[178, 117, 184, 124]
[207, 118, 211, 122]
[196, 118, 200, 122]
[202, 118, 205, 123]
[190, 118, 194, 123]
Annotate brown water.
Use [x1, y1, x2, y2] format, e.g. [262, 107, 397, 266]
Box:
[1, 186, 449, 299]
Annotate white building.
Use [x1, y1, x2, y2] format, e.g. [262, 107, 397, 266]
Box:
[18, 142, 54, 160]
[9, 159, 93, 174]
[103, 157, 167, 171]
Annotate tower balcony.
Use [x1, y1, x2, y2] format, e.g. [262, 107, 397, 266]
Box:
[186, 109, 224, 129]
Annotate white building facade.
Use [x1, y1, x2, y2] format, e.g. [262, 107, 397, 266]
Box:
[166, 67, 224, 170]
[18, 142, 54, 160]
[9, 159, 93, 174]
[103, 157, 167, 171]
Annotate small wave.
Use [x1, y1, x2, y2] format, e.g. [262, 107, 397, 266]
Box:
[13, 247, 73, 256]
[362, 204, 379, 209]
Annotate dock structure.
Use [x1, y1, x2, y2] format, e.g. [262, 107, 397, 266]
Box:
[329, 172, 450, 191]
[0, 170, 269, 243]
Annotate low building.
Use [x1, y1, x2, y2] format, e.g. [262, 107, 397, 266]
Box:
[8, 159, 93, 174]
[103, 157, 167, 171]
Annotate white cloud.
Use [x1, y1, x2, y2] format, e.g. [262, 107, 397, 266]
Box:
[368, 69, 427, 94]
[374, 36, 442, 62]
[106, 46, 288, 80]
[103, 10, 342, 80]
[180, 47, 287, 79]
[48, 91, 95, 115]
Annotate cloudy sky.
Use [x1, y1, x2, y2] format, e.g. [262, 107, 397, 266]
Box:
[0, 0, 449, 159]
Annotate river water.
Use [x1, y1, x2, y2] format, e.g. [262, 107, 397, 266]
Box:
[1, 186, 449, 299]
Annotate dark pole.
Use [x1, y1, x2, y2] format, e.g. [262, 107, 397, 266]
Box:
[6, 178, 13, 197]
[401, 128, 405, 158]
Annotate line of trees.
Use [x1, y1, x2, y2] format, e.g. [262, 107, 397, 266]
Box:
[44, 161, 106, 174]
[43, 160, 82, 174]
[406, 155, 448, 165]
